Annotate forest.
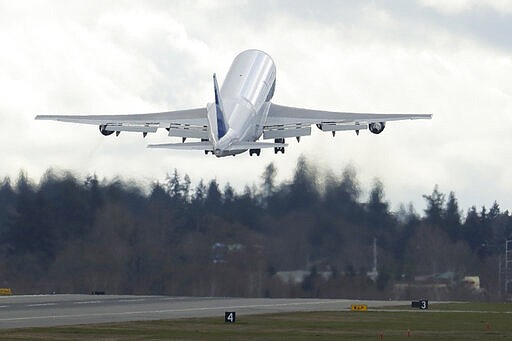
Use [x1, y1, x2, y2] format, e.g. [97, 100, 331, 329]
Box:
[1, 156, 511, 301]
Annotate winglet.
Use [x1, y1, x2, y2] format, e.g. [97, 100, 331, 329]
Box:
[213, 73, 228, 139]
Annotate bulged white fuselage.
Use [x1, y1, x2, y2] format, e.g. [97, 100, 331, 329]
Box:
[208, 49, 276, 157]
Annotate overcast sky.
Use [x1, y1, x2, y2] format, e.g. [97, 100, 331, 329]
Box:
[1, 0, 511, 213]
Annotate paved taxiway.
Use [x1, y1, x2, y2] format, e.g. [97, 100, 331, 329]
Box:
[0, 295, 409, 329]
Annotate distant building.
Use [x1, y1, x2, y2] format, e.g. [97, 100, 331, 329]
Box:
[276, 270, 332, 284]
[211, 242, 246, 264]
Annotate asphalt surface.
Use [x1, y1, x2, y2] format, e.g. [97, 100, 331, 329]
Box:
[0, 294, 410, 329]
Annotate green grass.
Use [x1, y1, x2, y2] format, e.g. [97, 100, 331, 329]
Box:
[2, 303, 512, 340]
[429, 301, 512, 312]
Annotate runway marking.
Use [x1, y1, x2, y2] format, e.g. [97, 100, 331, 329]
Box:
[118, 299, 145, 303]
[0, 306, 8, 308]
[26, 303, 57, 307]
[73, 300, 102, 305]
[0, 299, 348, 322]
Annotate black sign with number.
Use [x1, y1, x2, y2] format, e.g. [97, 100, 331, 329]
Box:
[225, 311, 236, 323]
[419, 299, 428, 310]
[412, 299, 429, 310]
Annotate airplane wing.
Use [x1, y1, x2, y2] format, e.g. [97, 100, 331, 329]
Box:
[263, 103, 432, 139]
[35, 108, 210, 139]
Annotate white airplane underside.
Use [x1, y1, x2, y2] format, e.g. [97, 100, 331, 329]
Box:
[36, 49, 432, 157]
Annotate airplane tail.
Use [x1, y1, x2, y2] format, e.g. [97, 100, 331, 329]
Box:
[213, 73, 228, 139]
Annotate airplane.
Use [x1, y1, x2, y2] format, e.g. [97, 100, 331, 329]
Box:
[36, 49, 432, 157]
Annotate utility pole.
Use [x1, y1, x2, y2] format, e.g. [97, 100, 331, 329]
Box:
[367, 238, 378, 281]
[505, 240, 512, 299]
[373, 237, 378, 276]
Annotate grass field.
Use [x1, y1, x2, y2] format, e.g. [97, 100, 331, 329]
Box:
[1, 303, 511, 340]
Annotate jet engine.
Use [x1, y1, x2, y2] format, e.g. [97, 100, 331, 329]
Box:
[369, 122, 385, 134]
[99, 124, 114, 136]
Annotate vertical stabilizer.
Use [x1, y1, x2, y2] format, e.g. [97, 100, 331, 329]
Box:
[213, 73, 228, 139]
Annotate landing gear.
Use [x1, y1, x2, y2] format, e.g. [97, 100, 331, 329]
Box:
[274, 146, 285, 154]
[203, 139, 212, 155]
[249, 149, 261, 156]
[274, 138, 285, 154]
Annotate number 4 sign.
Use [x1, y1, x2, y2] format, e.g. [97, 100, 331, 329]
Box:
[225, 311, 236, 323]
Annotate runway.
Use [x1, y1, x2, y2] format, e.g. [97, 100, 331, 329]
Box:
[0, 294, 409, 329]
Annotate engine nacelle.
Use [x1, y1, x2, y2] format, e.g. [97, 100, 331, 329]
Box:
[369, 122, 386, 134]
[99, 124, 114, 136]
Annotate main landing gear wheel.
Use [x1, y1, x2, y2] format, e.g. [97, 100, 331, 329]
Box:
[249, 149, 261, 156]
[274, 138, 285, 154]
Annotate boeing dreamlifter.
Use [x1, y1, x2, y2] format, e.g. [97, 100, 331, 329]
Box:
[36, 49, 432, 157]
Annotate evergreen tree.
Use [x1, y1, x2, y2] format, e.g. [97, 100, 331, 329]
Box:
[205, 180, 222, 212]
[149, 182, 169, 205]
[166, 169, 182, 201]
[443, 191, 461, 240]
[182, 174, 191, 202]
[367, 179, 388, 216]
[261, 162, 277, 200]
[3, 172, 54, 275]
[223, 183, 235, 204]
[323, 165, 361, 222]
[193, 180, 207, 205]
[288, 156, 318, 210]
[489, 201, 500, 219]
[423, 185, 445, 227]
[0, 177, 15, 233]
[463, 206, 489, 257]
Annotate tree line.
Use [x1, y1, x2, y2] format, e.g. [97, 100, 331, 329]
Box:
[0, 157, 511, 300]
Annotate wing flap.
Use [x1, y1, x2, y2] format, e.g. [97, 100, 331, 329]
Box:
[263, 124, 311, 139]
[104, 124, 159, 133]
[320, 122, 368, 132]
[167, 123, 209, 139]
[267, 103, 432, 126]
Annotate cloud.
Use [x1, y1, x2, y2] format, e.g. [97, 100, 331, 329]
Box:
[419, 0, 512, 14]
[1, 1, 511, 213]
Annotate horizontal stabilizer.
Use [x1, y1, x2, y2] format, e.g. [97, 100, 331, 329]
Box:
[147, 142, 213, 150]
[227, 142, 288, 151]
